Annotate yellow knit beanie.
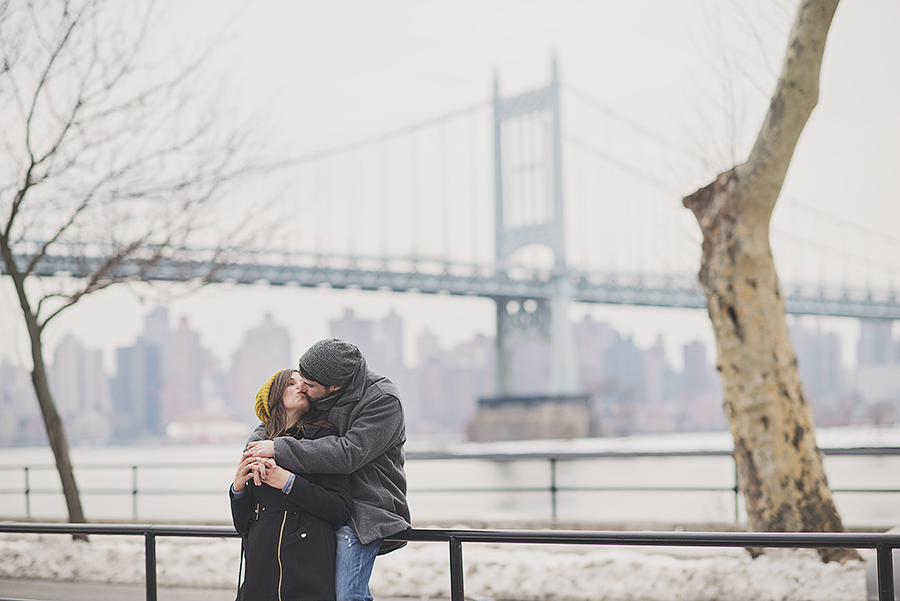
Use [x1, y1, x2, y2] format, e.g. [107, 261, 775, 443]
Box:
[254, 371, 281, 423]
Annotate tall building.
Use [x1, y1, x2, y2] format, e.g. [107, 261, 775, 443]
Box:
[411, 330, 491, 437]
[854, 319, 900, 425]
[643, 336, 679, 432]
[162, 316, 205, 422]
[644, 335, 670, 407]
[143, 306, 169, 346]
[50, 334, 113, 442]
[572, 315, 615, 394]
[230, 312, 292, 423]
[792, 322, 851, 427]
[858, 319, 893, 366]
[111, 338, 163, 438]
[330, 308, 404, 375]
[682, 341, 711, 398]
[406, 328, 441, 434]
[51, 335, 83, 418]
[374, 310, 404, 371]
[789, 320, 844, 398]
[0, 359, 41, 444]
[679, 340, 725, 432]
[603, 333, 646, 401]
[330, 308, 413, 428]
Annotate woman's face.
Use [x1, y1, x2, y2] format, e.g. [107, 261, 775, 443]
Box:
[282, 371, 309, 420]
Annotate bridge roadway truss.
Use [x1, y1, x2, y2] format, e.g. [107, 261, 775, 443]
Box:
[7, 250, 900, 320]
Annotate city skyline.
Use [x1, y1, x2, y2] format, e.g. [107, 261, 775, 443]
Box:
[4, 301, 898, 448]
[1, 303, 723, 443]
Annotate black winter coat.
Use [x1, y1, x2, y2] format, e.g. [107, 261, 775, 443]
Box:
[232, 425, 351, 601]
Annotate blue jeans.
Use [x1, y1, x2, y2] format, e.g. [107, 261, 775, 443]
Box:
[335, 525, 383, 601]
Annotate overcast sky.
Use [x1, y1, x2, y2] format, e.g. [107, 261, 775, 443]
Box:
[1, 0, 898, 373]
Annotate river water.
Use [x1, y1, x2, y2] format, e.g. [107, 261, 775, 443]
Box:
[2, 426, 899, 528]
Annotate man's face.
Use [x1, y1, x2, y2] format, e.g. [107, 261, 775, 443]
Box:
[298, 375, 340, 404]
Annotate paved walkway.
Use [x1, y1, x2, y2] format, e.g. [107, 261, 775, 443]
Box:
[0, 578, 420, 601]
[0, 578, 236, 601]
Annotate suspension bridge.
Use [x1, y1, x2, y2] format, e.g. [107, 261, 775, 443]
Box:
[5, 61, 899, 395]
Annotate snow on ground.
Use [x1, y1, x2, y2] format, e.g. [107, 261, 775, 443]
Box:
[0, 532, 870, 601]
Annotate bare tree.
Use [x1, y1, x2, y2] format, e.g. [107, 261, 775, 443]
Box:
[0, 0, 253, 526]
[682, 0, 859, 562]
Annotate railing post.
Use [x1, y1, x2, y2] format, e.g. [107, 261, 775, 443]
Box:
[145, 530, 158, 601]
[877, 543, 895, 601]
[132, 465, 138, 521]
[549, 457, 558, 520]
[449, 536, 465, 601]
[733, 455, 740, 523]
[24, 466, 31, 519]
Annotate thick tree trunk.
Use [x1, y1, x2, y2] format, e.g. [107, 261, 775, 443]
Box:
[685, 169, 854, 562]
[683, 0, 857, 563]
[29, 327, 88, 529]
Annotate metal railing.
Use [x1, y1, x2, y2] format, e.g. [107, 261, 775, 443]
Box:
[2, 447, 900, 523]
[0, 521, 898, 601]
[410, 449, 746, 521]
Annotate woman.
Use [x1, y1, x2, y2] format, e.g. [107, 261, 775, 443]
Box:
[231, 369, 351, 601]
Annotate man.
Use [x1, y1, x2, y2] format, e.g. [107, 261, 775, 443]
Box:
[246, 338, 410, 601]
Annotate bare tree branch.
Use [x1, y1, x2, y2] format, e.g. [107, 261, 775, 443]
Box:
[741, 0, 838, 220]
[0, 0, 260, 528]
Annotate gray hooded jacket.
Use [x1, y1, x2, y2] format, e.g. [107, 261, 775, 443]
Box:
[248, 357, 410, 551]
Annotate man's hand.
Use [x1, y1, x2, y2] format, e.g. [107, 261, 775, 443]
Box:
[247, 440, 275, 458]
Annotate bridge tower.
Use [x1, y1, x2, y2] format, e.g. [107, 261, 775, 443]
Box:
[491, 59, 580, 397]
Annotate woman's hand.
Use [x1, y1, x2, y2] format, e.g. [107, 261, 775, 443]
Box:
[252, 458, 291, 490]
[233, 451, 257, 493]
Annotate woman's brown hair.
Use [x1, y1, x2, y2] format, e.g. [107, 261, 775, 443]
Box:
[264, 369, 332, 440]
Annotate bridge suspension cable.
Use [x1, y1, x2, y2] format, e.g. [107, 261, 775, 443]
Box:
[252, 100, 491, 172]
[562, 133, 683, 196]
[771, 196, 899, 289]
[560, 80, 703, 277]
[772, 228, 900, 274]
[562, 84, 708, 163]
[782, 198, 900, 249]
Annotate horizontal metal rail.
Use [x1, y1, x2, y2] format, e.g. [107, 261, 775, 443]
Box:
[0, 521, 897, 601]
[2, 447, 900, 523]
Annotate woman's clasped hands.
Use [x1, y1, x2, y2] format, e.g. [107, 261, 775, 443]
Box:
[233, 450, 290, 493]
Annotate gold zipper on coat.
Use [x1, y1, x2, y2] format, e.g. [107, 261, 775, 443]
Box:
[277, 510, 287, 601]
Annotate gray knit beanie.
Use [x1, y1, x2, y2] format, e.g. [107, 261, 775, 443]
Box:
[298, 338, 362, 387]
